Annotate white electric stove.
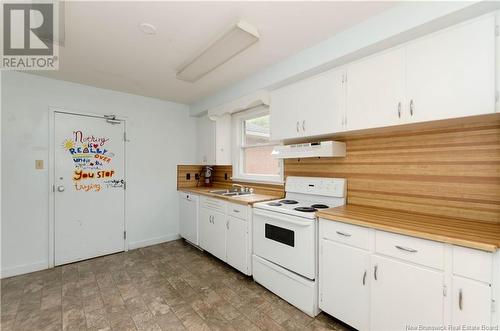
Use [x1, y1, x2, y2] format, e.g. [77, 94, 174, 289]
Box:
[252, 176, 346, 317]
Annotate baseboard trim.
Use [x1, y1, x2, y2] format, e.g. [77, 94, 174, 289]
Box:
[128, 233, 180, 250]
[1, 260, 48, 279]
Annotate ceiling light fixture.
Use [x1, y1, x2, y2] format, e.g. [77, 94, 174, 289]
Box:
[176, 20, 260, 82]
[139, 22, 157, 35]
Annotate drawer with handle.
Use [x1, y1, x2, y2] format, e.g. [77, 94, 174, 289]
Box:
[319, 219, 373, 250]
[453, 246, 493, 283]
[375, 230, 444, 269]
[228, 203, 247, 220]
[201, 196, 226, 213]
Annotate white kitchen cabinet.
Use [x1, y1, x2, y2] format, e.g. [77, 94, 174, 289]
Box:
[179, 192, 199, 245]
[370, 255, 444, 331]
[452, 276, 492, 328]
[320, 239, 370, 331]
[406, 15, 496, 123]
[197, 197, 252, 275]
[195, 114, 231, 165]
[345, 47, 406, 131]
[226, 215, 248, 274]
[199, 206, 226, 261]
[270, 67, 346, 141]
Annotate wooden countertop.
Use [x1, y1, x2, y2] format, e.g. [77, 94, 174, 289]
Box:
[317, 205, 500, 252]
[179, 187, 282, 206]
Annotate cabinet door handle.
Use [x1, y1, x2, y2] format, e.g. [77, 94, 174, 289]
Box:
[374, 265, 378, 281]
[226, 221, 229, 230]
[362, 270, 367, 286]
[459, 289, 463, 310]
[398, 102, 401, 118]
[336, 231, 351, 237]
[233, 209, 239, 213]
[410, 99, 414, 116]
[296, 121, 299, 132]
[395, 245, 418, 253]
[302, 120, 306, 131]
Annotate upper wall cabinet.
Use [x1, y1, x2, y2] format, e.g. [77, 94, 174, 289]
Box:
[196, 114, 232, 165]
[270, 67, 346, 141]
[405, 15, 496, 123]
[345, 47, 406, 131]
[269, 13, 497, 140]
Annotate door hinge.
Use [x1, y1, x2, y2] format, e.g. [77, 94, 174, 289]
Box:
[123, 132, 128, 142]
[123, 231, 127, 240]
[492, 299, 496, 313]
[495, 25, 499, 37]
[52, 184, 55, 192]
[123, 181, 126, 190]
[320, 293, 323, 303]
[442, 284, 447, 297]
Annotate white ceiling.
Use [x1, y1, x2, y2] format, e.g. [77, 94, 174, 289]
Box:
[34, 1, 396, 105]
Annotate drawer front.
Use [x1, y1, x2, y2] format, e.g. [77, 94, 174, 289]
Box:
[200, 196, 226, 213]
[228, 203, 247, 220]
[319, 219, 373, 250]
[375, 231, 444, 269]
[453, 246, 493, 283]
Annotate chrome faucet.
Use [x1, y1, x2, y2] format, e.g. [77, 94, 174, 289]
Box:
[231, 183, 244, 192]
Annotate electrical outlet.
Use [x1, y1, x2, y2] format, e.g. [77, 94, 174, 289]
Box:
[186, 173, 191, 180]
[224, 173, 228, 180]
[35, 160, 44, 170]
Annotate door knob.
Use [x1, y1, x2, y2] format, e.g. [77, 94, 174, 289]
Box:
[57, 185, 65, 192]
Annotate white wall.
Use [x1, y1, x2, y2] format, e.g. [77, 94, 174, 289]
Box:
[1, 72, 197, 277]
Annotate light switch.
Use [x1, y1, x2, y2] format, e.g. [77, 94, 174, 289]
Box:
[35, 160, 44, 170]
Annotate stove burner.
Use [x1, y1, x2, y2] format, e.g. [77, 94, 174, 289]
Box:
[280, 199, 299, 204]
[311, 204, 329, 209]
[267, 202, 282, 206]
[294, 206, 317, 212]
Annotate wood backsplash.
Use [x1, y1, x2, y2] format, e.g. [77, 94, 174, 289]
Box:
[177, 165, 284, 197]
[285, 116, 500, 224]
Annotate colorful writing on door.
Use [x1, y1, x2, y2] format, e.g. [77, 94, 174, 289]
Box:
[62, 130, 123, 192]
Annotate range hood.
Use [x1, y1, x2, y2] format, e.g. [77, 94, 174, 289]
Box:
[271, 141, 346, 159]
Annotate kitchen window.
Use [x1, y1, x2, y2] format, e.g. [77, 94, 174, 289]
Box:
[232, 107, 283, 184]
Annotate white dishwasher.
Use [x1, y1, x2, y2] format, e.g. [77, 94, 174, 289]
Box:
[179, 192, 199, 245]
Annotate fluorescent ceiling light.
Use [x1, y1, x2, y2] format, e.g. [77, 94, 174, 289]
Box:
[176, 20, 260, 82]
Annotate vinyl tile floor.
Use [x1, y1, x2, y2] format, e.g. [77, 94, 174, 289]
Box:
[1, 240, 353, 331]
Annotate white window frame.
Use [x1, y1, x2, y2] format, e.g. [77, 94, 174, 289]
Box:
[231, 106, 283, 184]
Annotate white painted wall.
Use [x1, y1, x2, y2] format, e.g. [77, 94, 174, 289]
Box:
[1, 72, 197, 277]
[190, 1, 499, 115]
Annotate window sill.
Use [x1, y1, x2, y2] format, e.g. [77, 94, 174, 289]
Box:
[231, 176, 284, 186]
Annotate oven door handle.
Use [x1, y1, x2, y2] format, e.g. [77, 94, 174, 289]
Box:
[254, 209, 313, 227]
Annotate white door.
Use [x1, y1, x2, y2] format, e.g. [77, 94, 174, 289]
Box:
[179, 192, 198, 245]
[370, 255, 444, 331]
[346, 46, 406, 131]
[319, 239, 370, 330]
[226, 216, 247, 274]
[199, 207, 226, 261]
[270, 83, 300, 140]
[299, 68, 346, 136]
[406, 15, 496, 123]
[54, 112, 125, 265]
[452, 276, 492, 327]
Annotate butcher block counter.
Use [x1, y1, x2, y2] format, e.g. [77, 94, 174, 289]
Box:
[317, 205, 500, 252]
[179, 186, 282, 206]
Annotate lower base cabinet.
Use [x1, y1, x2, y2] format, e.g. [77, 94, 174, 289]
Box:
[370, 255, 444, 331]
[198, 197, 252, 275]
[319, 218, 497, 331]
[199, 207, 226, 261]
[320, 239, 370, 330]
[226, 216, 248, 274]
[452, 276, 492, 327]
